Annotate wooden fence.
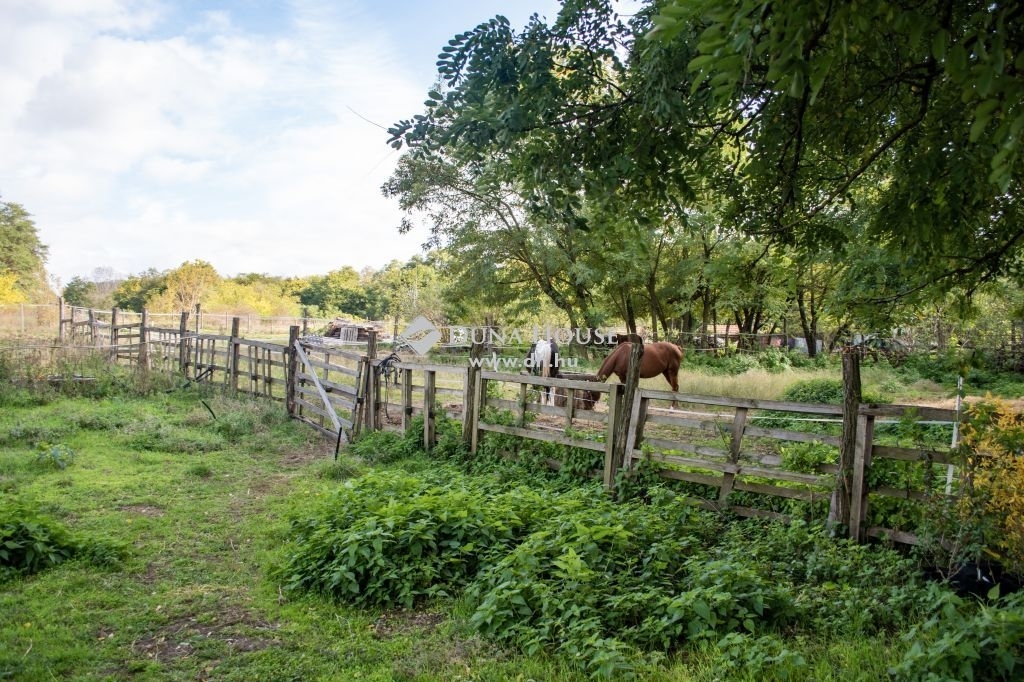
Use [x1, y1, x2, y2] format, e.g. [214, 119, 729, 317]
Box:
[27, 306, 961, 547]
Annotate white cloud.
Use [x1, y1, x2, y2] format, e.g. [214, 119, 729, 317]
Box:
[2, 0, 579, 287]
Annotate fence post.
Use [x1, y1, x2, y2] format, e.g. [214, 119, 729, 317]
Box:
[603, 384, 622, 489]
[177, 312, 190, 375]
[849, 411, 875, 542]
[424, 369, 436, 450]
[609, 340, 644, 487]
[139, 308, 150, 370]
[57, 297, 65, 342]
[228, 317, 241, 393]
[829, 347, 862, 536]
[68, 306, 77, 343]
[718, 407, 749, 507]
[623, 396, 650, 469]
[471, 371, 485, 454]
[463, 342, 483, 447]
[286, 325, 299, 417]
[401, 368, 414, 431]
[110, 307, 119, 360]
[89, 309, 97, 347]
[363, 330, 378, 432]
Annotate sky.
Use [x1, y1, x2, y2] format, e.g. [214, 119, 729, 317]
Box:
[0, 0, 592, 288]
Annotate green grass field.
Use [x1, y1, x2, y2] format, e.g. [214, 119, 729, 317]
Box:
[0, 390, 589, 681]
[2, 373, 1020, 681]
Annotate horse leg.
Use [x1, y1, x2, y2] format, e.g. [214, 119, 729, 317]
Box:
[665, 370, 679, 409]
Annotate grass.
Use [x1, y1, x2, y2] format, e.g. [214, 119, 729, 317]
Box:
[0, 390, 576, 681]
[0, 386, 925, 681]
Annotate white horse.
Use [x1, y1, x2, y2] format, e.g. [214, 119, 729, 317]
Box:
[524, 338, 560, 405]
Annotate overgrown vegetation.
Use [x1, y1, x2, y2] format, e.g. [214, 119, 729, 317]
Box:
[3, 355, 1023, 680]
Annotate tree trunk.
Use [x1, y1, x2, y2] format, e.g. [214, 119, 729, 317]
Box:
[796, 286, 818, 358]
[625, 293, 637, 335]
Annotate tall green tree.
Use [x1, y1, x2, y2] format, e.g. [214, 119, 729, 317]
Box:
[0, 198, 52, 303]
[113, 269, 167, 312]
[383, 152, 608, 331]
[62, 276, 98, 308]
[298, 267, 369, 318]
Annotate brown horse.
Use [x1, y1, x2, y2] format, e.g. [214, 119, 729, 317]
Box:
[596, 341, 683, 406]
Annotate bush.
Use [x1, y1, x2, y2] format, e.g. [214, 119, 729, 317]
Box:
[890, 587, 1024, 681]
[0, 498, 125, 580]
[952, 399, 1024, 575]
[33, 443, 76, 470]
[274, 469, 545, 609]
[782, 379, 845, 404]
[779, 442, 837, 473]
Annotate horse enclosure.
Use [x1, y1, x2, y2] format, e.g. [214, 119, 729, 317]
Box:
[4, 304, 960, 548]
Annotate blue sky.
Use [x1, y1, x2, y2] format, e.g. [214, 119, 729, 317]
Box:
[1, 0, 589, 286]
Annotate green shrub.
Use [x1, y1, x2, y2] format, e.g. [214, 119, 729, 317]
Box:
[779, 442, 837, 473]
[719, 353, 762, 376]
[274, 469, 545, 609]
[756, 348, 794, 373]
[782, 379, 845, 404]
[889, 587, 1024, 681]
[313, 457, 364, 481]
[33, 443, 76, 470]
[2, 422, 77, 448]
[0, 498, 125, 580]
[349, 427, 421, 464]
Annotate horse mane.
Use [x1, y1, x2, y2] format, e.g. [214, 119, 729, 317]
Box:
[544, 339, 559, 378]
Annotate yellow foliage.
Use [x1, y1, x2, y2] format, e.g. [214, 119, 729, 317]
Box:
[958, 397, 1024, 572]
[0, 271, 26, 303]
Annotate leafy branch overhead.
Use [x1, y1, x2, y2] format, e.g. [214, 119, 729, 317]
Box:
[385, 0, 1024, 325]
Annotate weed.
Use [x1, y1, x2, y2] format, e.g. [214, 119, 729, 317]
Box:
[33, 443, 76, 470]
[0, 497, 125, 579]
[185, 462, 213, 478]
[313, 457, 364, 481]
[780, 442, 837, 474]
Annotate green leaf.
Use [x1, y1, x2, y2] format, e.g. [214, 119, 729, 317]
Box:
[931, 29, 948, 61]
[947, 44, 968, 80]
[692, 598, 711, 622]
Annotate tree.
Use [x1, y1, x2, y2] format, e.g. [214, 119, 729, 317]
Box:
[649, 0, 1024, 302]
[0, 198, 52, 303]
[160, 260, 220, 313]
[113, 269, 167, 312]
[298, 267, 370, 318]
[0, 272, 25, 304]
[62, 276, 97, 307]
[383, 152, 609, 332]
[384, 3, 735, 334]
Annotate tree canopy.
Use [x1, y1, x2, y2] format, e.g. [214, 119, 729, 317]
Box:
[385, 0, 1024, 334]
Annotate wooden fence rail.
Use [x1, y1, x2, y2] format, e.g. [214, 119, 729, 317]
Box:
[33, 306, 962, 547]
